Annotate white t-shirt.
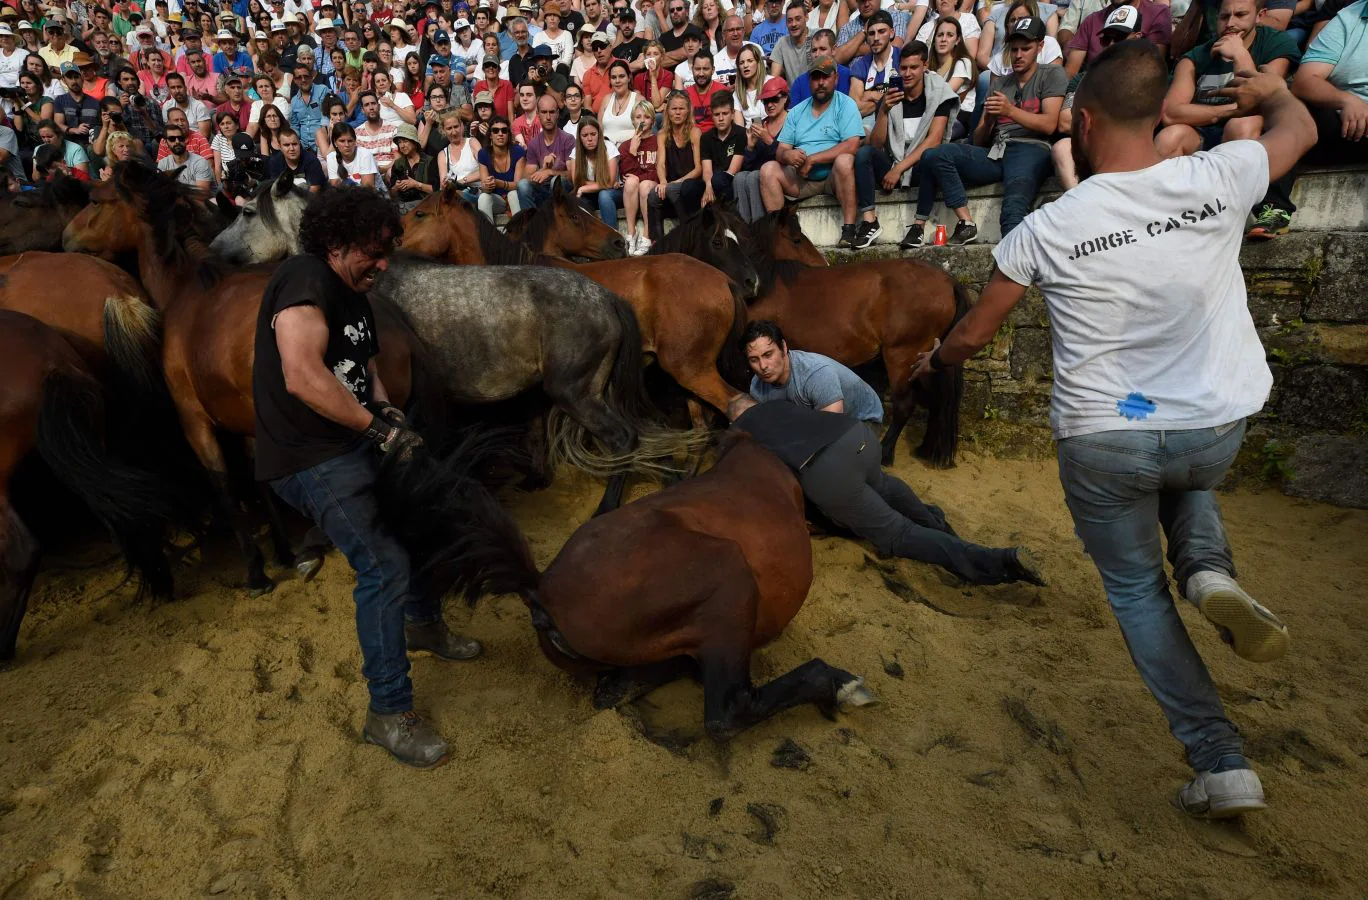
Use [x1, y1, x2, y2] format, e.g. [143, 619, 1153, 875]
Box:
[915, 11, 982, 45]
[0, 48, 26, 89]
[163, 97, 211, 128]
[991, 140, 1274, 440]
[326, 145, 381, 183]
[377, 91, 414, 127]
[570, 138, 620, 182]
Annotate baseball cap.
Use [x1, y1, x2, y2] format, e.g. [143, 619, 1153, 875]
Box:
[226, 65, 253, 81]
[216, 28, 235, 40]
[393, 122, 420, 144]
[453, 16, 472, 29]
[1006, 15, 1046, 42]
[16, 20, 35, 32]
[1101, 5, 1141, 35]
[45, 11, 67, 24]
[127, 9, 144, 20]
[270, 18, 287, 30]
[433, 28, 451, 42]
[182, 27, 201, 38]
[134, 23, 155, 36]
[474, 90, 494, 105]
[809, 55, 836, 76]
[759, 76, 787, 100]
[590, 29, 609, 46]
[59, 61, 80, 76]
[231, 131, 257, 159]
[481, 55, 499, 69]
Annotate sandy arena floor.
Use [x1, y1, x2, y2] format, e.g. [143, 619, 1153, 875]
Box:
[1, 453, 1365, 899]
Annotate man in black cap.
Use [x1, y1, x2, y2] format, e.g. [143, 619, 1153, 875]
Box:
[611, 6, 646, 64]
[728, 394, 1045, 587]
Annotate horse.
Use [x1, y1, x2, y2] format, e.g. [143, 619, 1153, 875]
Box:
[377, 429, 878, 739]
[60, 164, 421, 596]
[741, 205, 969, 467]
[0, 310, 177, 663]
[401, 186, 759, 424]
[0, 174, 92, 254]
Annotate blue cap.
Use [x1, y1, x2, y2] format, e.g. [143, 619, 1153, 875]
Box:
[433, 28, 450, 43]
[531, 43, 553, 58]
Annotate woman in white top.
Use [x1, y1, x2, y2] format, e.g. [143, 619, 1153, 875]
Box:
[569, 30, 597, 82]
[808, 0, 845, 33]
[914, 0, 981, 58]
[325, 122, 380, 188]
[731, 44, 766, 127]
[373, 70, 417, 127]
[928, 17, 976, 139]
[248, 73, 290, 137]
[436, 110, 482, 192]
[596, 59, 640, 147]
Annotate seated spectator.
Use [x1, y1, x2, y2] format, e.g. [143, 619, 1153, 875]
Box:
[157, 108, 216, 163]
[619, 99, 659, 253]
[685, 49, 727, 132]
[210, 110, 242, 183]
[610, 9, 647, 67]
[1065, 0, 1171, 75]
[33, 140, 90, 182]
[1177, 0, 1298, 49]
[850, 10, 902, 131]
[289, 62, 330, 153]
[760, 56, 863, 247]
[647, 89, 704, 242]
[701, 89, 745, 206]
[315, 96, 349, 160]
[356, 90, 399, 174]
[633, 41, 675, 112]
[217, 70, 255, 132]
[1291, 0, 1368, 164]
[598, 59, 642, 144]
[98, 131, 139, 181]
[52, 60, 102, 147]
[436, 111, 484, 202]
[326, 122, 380, 187]
[1050, 9, 1146, 188]
[984, 1, 1064, 84]
[569, 115, 622, 224]
[713, 16, 762, 85]
[854, 41, 958, 248]
[914, 0, 982, 59]
[157, 121, 214, 189]
[733, 45, 771, 127]
[928, 16, 977, 139]
[669, 28, 709, 90]
[163, 70, 213, 139]
[751, 0, 789, 56]
[770, 1, 814, 82]
[1155, 0, 1301, 238]
[580, 31, 614, 115]
[475, 56, 516, 122]
[0, 121, 26, 187]
[266, 125, 327, 191]
[789, 29, 851, 106]
[388, 121, 440, 212]
[476, 114, 526, 219]
[511, 80, 541, 146]
[181, 50, 220, 105]
[835, 0, 913, 67]
[35, 118, 92, 180]
[517, 92, 576, 209]
[915, 17, 1063, 243]
[734, 76, 790, 222]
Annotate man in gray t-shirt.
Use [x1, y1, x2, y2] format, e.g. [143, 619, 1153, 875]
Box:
[744, 320, 884, 424]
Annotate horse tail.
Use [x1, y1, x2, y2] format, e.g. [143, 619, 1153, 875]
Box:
[916, 279, 970, 469]
[717, 282, 752, 392]
[375, 428, 541, 608]
[102, 292, 165, 399]
[35, 367, 176, 601]
[546, 295, 713, 479]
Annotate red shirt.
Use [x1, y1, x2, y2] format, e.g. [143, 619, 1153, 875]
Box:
[580, 63, 611, 118]
[617, 133, 657, 181]
[216, 100, 252, 132]
[474, 77, 514, 119]
[686, 81, 724, 133]
[157, 131, 214, 163]
[632, 66, 673, 103]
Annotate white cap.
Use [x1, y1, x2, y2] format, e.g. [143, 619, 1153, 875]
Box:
[253, 29, 267, 39]
[0, 24, 12, 36]
[453, 16, 471, 29]
[134, 23, 155, 36]
[216, 27, 235, 40]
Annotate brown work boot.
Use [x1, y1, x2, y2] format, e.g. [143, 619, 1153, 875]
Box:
[363, 710, 451, 768]
[406, 619, 482, 660]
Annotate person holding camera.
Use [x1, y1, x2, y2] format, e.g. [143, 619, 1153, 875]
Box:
[93, 94, 148, 163]
[53, 60, 103, 148]
[853, 41, 958, 249]
[110, 66, 164, 146]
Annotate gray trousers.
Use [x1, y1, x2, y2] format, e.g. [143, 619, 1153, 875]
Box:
[800, 424, 1018, 584]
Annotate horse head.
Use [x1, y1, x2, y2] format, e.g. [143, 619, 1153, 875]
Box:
[532, 179, 626, 260]
[400, 181, 485, 263]
[685, 204, 761, 299]
[767, 205, 827, 267]
[62, 162, 157, 258]
[208, 172, 310, 264]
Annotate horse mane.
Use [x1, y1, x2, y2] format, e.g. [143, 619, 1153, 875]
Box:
[515, 195, 563, 258]
[648, 206, 719, 257]
[464, 194, 540, 266]
[745, 209, 807, 297]
[14, 173, 90, 210]
[110, 162, 238, 288]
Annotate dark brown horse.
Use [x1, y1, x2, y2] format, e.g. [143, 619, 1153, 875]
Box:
[488, 179, 628, 259]
[402, 186, 758, 423]
[742, 205, 969, 466]
[379, 429, 877, 738]
[0, 310, 175, 662]
[62, 164, 416, 596]
[0, 175, 92, 254]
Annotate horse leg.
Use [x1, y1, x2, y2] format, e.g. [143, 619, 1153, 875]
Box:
[593, 656, 696, 709]
[702, 650, 878, 742]
[521, 411, 554, 491]
[596, 473, 630, 516]
[0, 496, 41, 663]
[256, 482, 327, 581]
[880, 346, 923, 465]
[179, 411, 273, 595]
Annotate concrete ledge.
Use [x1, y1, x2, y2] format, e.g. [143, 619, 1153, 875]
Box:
[794, 164, 1368, 250]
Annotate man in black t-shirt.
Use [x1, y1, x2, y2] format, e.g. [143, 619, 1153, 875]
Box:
[253, 187, 480, 770]
[266, 128, 328, 192]
[611, 8, 647, 64]
[701, 90, 745, 206]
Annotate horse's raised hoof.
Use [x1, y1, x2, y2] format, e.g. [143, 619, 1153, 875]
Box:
[295, 551, 325, 582]
[837, 676, 878, 712]
[247, 580, 276, 598]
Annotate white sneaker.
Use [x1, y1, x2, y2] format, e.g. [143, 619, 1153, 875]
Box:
[626, 232, 642, 256]
[635, 234, 652, 256]
[1186, 571, 1289, 663]
[1176, 767, 1267, 819]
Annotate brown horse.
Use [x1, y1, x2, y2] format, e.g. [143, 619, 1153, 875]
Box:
[402, 186, 758, 422]
[0, 174, 92, 254]
[486, 179, 628, 259]
[62, 164, 416, 596]
[742, 206, 969, 466]
[0, 310, 176, 662]
[379, 429, 877, 738]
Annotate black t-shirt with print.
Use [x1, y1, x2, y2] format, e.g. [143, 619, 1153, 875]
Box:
[700, 124, 744, 172]
[253, 254, 380, 481]
[613, 36, 647, 63]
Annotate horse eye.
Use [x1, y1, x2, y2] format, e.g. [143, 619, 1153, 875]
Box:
[242, 207, 255, 217]
[414, 210, 426, 219]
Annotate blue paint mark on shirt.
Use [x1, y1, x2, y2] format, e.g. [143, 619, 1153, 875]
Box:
[1117, 392, 1156, 420]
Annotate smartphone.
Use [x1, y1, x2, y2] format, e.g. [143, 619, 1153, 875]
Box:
[886, 73, 903, 91]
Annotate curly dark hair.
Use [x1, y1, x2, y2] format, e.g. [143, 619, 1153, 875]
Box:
[298, 186, 402, 260]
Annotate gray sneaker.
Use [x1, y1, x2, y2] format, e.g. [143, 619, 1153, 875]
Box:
[1186, 571, 1289, 663]
[949, 221, 978, 245]
[1176, 766, 1267, 819]
[364, 710, 451, 768]
[406, 618, 483, 660]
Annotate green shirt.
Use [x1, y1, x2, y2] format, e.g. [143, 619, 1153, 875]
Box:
[1183, 26, 1300, 105]
[111, 15, 134, 38]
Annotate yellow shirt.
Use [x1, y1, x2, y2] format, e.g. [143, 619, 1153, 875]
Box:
[39, 44, 78, 70]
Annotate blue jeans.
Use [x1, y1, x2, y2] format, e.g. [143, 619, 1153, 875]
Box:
[515, 175, 568, 211]
[580, 187, 623, 226]
[270, 444, 437, 714]
[917, 140, 1054, 235]
[1057, 421, 1248, 772]
[853, 144, 918, 213]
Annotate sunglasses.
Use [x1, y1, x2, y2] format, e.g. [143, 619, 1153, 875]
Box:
[762, 94, 785, 103]
[489, 126, 509, 133]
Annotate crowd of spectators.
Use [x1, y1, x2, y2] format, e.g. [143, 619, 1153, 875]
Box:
[0, 0, 1362, 247]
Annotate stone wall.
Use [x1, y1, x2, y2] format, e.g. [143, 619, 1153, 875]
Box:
[825, 232, 1368, 508]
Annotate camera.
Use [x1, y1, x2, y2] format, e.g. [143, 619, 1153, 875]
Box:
[132, 93, 147, 106]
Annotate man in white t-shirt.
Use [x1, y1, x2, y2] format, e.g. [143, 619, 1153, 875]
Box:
[912, 43, 1315, 820]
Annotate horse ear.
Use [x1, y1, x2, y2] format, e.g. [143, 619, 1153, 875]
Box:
[551, 178, 564, 200]
[274, 171, 295, 197]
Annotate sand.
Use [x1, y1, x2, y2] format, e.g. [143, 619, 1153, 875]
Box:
[1, 453, 1366, 899]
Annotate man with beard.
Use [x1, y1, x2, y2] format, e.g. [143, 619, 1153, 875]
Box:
[356, 90, 399, 173]
[1155, 0, 1300, 238]
[656, 0, 702, 70]
[769, 1, 812, 81]
[848, 10, 900, 127]
[254, 187, 480, 770]
[912, 41, 1314, 819]
[913, 17, 1064, 243]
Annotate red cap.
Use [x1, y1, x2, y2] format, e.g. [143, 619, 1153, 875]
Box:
[759, 76, 788, 100]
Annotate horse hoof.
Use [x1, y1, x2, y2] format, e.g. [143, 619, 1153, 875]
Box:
[296, 553, 325, 582]
[247, 581, 276, 598]
[837, 677, 878, 711]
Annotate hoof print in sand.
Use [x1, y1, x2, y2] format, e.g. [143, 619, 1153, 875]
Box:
[744, 802, 786, 846]
[770, 738, 812, 771]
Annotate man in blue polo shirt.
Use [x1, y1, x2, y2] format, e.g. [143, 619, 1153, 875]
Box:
[212, 29, 253, 74]
[289, 60, 329, 152]
[760, 55, 864, 246]
[789, 29, 851, 106]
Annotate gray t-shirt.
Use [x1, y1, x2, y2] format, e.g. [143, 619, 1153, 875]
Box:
[158, 151, 214, 187]
[771, 34, 811, 81]
[0, 126, 24, 184]
[751, 349, 884, 424]
[988, 63, 1068, 147]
